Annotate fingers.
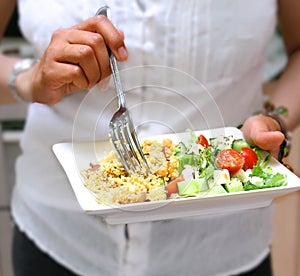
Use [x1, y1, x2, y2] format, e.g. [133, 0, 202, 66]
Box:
[47, 62, 89, 91]
[48, 15, 126, 88]
[52, 29, 111, 86]
[32, 61, 89, 104]
[252, 129, 285, 151]
[251, 129, 284, 159]
[242, 115, 285, 158]
[72, 15, 128, 61]
[33, 14, 128, 104]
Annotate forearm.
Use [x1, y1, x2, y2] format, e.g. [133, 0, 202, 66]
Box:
[0, 0, 20, 103]
[0, 53, 40, 104]
[269, 49, 300, 131]
[0, 0, 16, 37]
[242, 49, 300, 159]
[0, 53, 22, 104]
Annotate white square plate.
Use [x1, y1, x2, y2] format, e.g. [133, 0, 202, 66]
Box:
[52, 127, 300, 224]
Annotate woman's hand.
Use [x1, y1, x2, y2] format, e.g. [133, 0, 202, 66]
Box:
[21, 15, 127, 105]
[241, 115, 285, 159]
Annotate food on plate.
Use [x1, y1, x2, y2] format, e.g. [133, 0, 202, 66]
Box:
[216, 149, 245, 173]
[81, 139, 178, 204]
[81, 130, 287, 205]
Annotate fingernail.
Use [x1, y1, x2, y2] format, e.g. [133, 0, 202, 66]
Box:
[117, 46, 128, 60]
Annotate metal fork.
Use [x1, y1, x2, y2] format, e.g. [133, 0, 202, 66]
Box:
[96, 6, 149, 174]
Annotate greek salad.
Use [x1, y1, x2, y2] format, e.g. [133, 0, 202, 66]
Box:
[165, 130, 288, 198]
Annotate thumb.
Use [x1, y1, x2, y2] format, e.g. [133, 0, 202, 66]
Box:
[242, 115, 285, 157]
[252, 130, 284, 159]
[252, 130, 284, 151]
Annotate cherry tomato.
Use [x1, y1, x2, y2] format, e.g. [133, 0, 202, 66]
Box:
[241, 147, 258, 170]
[198, 134, 209, 147]
[216, 149, 245, 173]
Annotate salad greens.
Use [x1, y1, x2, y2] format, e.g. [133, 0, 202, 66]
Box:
[170, 131, 287, 198]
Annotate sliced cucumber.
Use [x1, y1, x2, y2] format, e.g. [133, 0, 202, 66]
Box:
[177, 180, 199, 197]
[196, 178, 209, 192]
[177, 178, 209, 197]
[207, 184, 227, 195]
[232, 139, 250, 152]
[224, 178, 244, 193]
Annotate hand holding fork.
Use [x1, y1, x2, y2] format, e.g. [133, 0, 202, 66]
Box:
[96, 6, 150, 175]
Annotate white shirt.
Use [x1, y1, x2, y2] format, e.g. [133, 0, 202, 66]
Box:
[13, 0, 276, 275]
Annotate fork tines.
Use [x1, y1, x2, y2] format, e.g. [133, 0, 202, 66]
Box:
[109, 112, 150, 175]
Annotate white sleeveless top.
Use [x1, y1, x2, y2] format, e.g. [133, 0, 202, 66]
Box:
[13, 0, 277, 275]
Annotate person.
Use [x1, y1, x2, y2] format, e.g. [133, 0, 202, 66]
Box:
[0, 0, 300, 275]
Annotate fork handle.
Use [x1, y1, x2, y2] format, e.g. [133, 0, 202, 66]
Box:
[109, 55, 126, 108]
[95, 6, 126, 108]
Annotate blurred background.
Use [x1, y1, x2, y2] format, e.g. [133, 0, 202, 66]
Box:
[0, 6, 33, 276]
[0, 7, 299, 276]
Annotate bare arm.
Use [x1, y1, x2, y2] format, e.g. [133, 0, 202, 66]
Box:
[270, 0, 300, 130]
[0, 0, 22, 104]
[0, 0, 16, 38]
[242, 0, 300, 158]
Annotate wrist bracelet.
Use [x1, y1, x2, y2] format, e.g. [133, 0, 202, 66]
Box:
[8, 58, 38, 102]
[261, 101, 291, 162]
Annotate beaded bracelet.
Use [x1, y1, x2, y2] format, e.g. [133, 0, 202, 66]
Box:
[261, 101, 291, 162]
